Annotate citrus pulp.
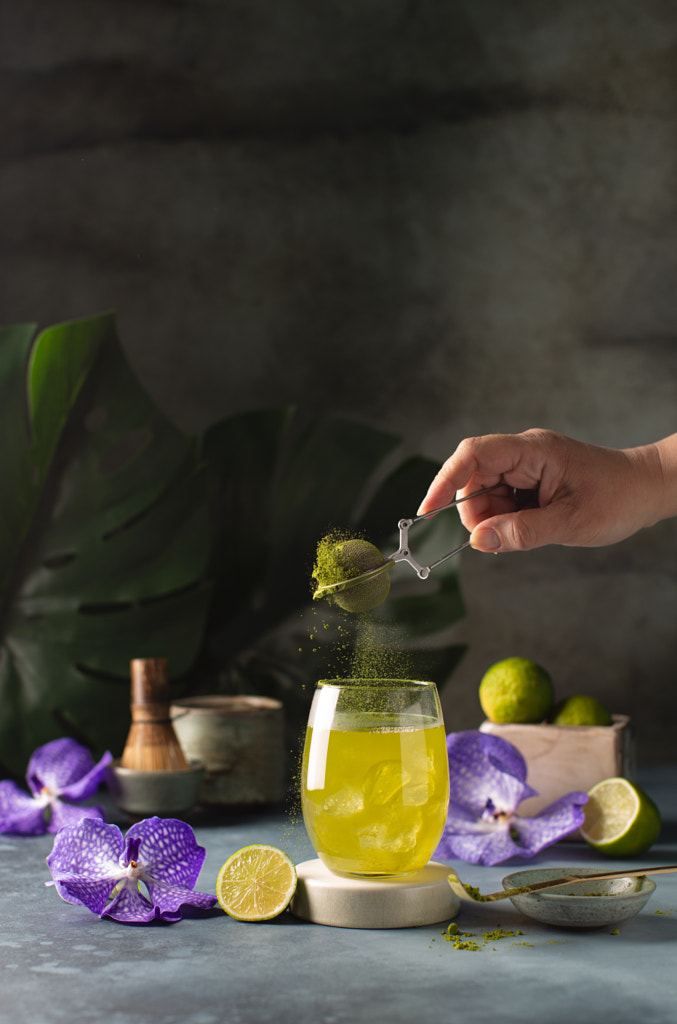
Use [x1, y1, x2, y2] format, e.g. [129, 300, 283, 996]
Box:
[580, 777, 661, 857]
[216, 844, 297, 921]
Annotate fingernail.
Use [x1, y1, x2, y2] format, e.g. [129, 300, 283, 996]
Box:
[471, 527, 501, 552]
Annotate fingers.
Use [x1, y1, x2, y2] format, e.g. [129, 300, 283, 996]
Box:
[417, 435, 505, 516]
[454, 486, 520, 532]
[469, 503, 574, 552]
[417, 432, 548, 516]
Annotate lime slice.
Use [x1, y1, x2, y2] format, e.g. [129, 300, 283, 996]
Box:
[580, 778, 662, 858]
[216, 845, 297, 921]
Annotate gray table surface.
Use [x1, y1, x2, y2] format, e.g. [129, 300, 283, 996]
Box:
[2, 765, 677, 1024]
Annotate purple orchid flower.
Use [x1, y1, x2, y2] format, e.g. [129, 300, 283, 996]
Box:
[46, 816, 218, 923]
[435, 730, 588, 866]
[0, 738, 113, 835]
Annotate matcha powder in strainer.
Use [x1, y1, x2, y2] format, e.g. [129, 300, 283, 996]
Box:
[312, 530, 391, 614]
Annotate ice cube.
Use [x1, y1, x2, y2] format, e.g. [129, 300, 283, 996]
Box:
[356, 815, 421, 853]
[363, 760, 408, 805]
[322, 787, 364, 817]
[402, 771, 431, 807]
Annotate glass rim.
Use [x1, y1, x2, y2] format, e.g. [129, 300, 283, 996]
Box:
[316, 678, 437, 689]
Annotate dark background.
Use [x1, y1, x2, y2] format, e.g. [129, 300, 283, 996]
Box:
[2, 0, 676, 761]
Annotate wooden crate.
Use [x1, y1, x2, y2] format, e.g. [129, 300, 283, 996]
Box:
[478, 714, 634, 817]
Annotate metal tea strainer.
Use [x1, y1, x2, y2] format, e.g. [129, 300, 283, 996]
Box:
[312, 484, 500, 602]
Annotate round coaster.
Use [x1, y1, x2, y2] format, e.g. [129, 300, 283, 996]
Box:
[290, 858, 460, 929]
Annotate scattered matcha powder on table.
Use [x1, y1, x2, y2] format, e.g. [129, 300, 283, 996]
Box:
[442, 921, 525, 951]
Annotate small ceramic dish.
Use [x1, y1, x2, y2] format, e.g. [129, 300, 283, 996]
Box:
[502, 866, 656, 928]
[106, 759, 204, 819]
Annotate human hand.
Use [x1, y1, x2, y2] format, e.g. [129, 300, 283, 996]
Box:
[417, 428, 669, 552]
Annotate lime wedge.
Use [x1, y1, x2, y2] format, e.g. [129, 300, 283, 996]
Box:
[216, 845, 297, 921]
[580, 777, 661, 857]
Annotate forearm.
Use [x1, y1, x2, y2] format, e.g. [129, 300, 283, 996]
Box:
[634, 433, 677, 528]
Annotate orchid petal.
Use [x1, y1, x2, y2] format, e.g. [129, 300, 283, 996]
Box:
[49, 873, 118, 915]
[47, 799, 106, 834]
[509, 791, 588, 857]
[446, 732, 536, 817]
[479, 731, 528, 779]
[58, 750, 113, 802]
[103, 883, 156, 924]
[27, 738, 95, 796]
[47, 818, 123, 878]
[144, 880, 217, 919]
[444, 800, 498, 833]
[120, 834, 142, 869]
[26, 738, 112, 802]
[47, 820, 125, 916]
[128, 817, 207, 889]
[436, 824, 523, 866]
[0, 780, 47, 835]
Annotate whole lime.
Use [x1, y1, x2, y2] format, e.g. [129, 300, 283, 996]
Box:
[479, 657, 554, 724]
[580, 777, 661, 857]
[550, 695, 612, 726]
[312, 535, 390, 613]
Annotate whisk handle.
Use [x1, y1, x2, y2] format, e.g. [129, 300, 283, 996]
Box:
[130, 658, 170, 716]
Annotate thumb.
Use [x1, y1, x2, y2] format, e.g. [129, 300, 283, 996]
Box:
[470, 505, 572, 553]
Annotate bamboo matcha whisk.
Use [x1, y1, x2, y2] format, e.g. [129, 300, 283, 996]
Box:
[120, 658, 189, 772]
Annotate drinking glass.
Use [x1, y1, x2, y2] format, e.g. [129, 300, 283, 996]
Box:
[301, 678, 449, 878]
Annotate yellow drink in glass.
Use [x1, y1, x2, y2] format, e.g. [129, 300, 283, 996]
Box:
[301, 679, 449, 877]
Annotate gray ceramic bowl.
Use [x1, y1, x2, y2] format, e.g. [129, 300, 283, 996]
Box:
[502, 866, 656, 928]
[106, 759, 204, 819]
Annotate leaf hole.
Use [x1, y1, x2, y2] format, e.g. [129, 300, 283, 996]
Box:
[42, 552, 77, 570]
[79, 600, 133, 617]
[102, 503, 154, 542]
[98, 427, 152, 476]
[74, 663, 128, 685]
[78, 582, 202, 617]
[51, 708, 98, 745]
[84, 406, 108, 431]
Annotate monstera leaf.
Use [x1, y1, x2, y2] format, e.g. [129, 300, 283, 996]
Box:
[0, 314, 212, 774]
[192, 410, 468, 752]
[0, 312, 469, 776]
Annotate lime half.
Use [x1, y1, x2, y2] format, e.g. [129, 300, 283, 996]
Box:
[216, 845, 297, 921]
[580, 778, 661, 858]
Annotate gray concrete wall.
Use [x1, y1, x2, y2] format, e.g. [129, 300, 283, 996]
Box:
[2, 1, 676, 760]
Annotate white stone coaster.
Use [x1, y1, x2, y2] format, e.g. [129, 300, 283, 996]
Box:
[290, 858, 460, 929]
